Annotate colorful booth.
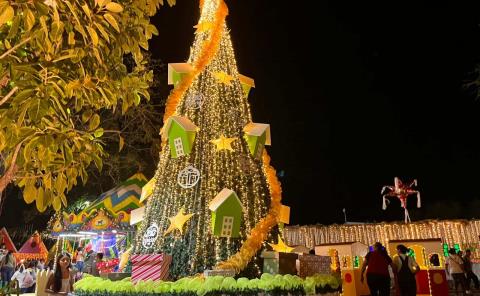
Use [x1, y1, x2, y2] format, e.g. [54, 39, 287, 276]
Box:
[48, 173, 148, 273]
[14, 231, 48, 261]
[387, 239, 448, 296]
[0, 227, 17, 253]
[50, 173, 148, 237]
[315, 242, 370, 296]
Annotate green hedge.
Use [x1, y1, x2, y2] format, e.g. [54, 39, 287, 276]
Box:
[74, 273, 341, 296]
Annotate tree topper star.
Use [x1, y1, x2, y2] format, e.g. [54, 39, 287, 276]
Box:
[210, 135, 237, 152]
[164, 208, 194, 236]
[268, 235, 294, 253]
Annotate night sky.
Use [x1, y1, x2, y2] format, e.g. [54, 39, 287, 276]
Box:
[151, 0, 480, 225]
[3, 1, 480, 229]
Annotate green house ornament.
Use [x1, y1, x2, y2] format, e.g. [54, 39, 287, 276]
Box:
[243, 123, 271, 159]
[168, 63, 194, 87]
[238, 74, 255, 98]
[209, 188, 243, 238]
[162, 116, 198, 159]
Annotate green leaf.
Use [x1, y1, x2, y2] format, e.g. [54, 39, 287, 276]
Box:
[92, 154, 103, 171]
[23, 184, 37, 204]
[94, 22, 110, 43]
[52, 195, 61, 211]
[43, 174, 52, 190]
[24, 8, 35, 31]
[94, 128, 104, 138]
[33, 1, 49, 15]
[65, 1, 87, 39]
[87, 26, 99, 46]
[81, 4, 92, 19]
[89, 113, 100, 131]
[105, 2, 123, 13]
[104, 13, 120, 32]
[7, 15, 20, 38]
[68, 31, 75, 45]
[82, 110, 92, 123]
[60, 193, 67, 207]
[64, 145, 73, 165]
[13, 88, 34, 103]
[55, 173, 66, 194]
[0, 131, 5, 152]
[36, 187, 45, 212]
[0, 5, 14, 27]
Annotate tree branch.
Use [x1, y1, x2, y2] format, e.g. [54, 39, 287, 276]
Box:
[0, 37, 32, 60]
[0, 86, 19, 107]
[0, 142, 22, 194]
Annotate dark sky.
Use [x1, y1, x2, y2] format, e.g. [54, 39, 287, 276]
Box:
[3, 1, 480, 230]
[150, 0, 480, 225]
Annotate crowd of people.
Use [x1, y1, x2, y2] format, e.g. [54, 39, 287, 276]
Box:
[360, 242, 480, 296]
[0, 244, 105, 295]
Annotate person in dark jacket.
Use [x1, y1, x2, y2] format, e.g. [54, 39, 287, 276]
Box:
[392, 244, 419, 296]
[464, 250, 479, 290]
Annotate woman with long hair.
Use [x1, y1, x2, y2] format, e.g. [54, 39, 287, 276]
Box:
[1, 250, 16, 288]
[393, 244, 419, 296]
[45, 253, 74, 296]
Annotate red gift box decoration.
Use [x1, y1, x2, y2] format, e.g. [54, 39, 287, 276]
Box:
[131, 253, 172, 283]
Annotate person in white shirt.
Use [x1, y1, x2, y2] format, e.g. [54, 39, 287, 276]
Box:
[11, 264, 35, 293]
[446, 248, 469, 295]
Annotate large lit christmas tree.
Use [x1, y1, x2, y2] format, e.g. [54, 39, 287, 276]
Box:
[134, 0, 283, 279]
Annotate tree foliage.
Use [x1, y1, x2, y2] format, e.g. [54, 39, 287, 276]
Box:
[0, 0, 173, 212]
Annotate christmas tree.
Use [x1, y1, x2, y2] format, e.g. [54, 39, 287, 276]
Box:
[134, 0, 283, 278]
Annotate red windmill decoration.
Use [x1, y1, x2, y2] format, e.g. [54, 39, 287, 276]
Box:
[381, 177, 421, 223]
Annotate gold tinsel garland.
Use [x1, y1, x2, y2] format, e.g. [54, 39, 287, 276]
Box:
[162, 0, 228, 130]
[160, 0, 284, 273]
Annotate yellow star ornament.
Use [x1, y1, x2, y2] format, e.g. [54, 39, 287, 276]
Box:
[268, 235, 294, 253]
[194, 21, 213, 34]
[213, 71, 234, 86]
[210, 135, 237, 152]
[164, 208, 194, 236]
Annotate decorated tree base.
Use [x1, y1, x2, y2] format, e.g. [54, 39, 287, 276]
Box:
[74, 274, 341, 296]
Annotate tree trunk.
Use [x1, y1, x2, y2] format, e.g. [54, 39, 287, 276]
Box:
[0, 143, 22, 194]
[0, 163, 17, 193]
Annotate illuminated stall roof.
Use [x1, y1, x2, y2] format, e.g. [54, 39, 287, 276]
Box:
[49, 173, 148, 236]
[84, 173, 148, 213]
[14, 232, 48, 261]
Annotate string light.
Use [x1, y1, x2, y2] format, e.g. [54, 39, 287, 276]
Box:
[133, 0, 272, 278]
[285, 220, 480, 259]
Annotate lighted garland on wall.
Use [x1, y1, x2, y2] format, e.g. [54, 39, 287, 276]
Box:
[284, 220, 480, 258]
[158, 0, 284, 274]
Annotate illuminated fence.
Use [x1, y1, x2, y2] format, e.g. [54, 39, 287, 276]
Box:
[284, 220, 480, 257]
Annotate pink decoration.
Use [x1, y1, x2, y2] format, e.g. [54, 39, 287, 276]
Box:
[381, 177, 421, 223]
[131, 254, 172, 283]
